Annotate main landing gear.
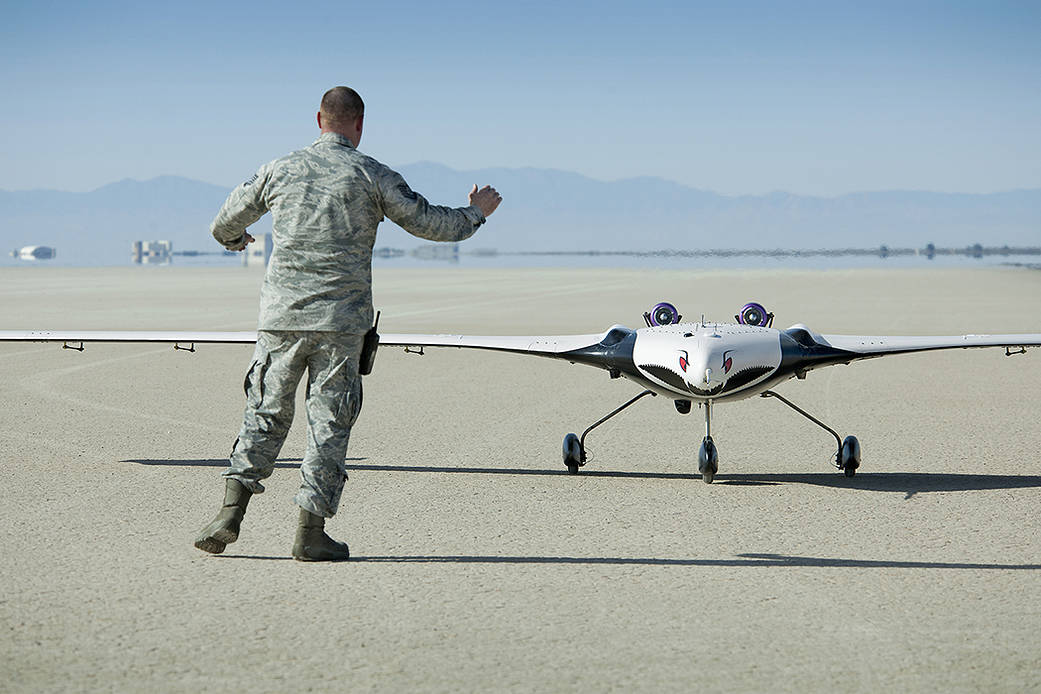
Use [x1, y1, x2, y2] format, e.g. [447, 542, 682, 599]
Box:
[760, 390, 861, 477]
[562, 390, 861, 480]
[562, 390, 656, 474]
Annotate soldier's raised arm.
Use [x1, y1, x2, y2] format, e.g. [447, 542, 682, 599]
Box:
[467, 184, 502, 218]
[375, 165, 501, 243]
[210, 167, 271, 251]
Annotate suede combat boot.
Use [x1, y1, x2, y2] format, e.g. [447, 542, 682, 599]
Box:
[292, 509, 350, 562]
[194, 479, 252, 554]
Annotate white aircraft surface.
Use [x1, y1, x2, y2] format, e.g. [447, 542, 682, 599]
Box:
[2, 300, 1040, 483]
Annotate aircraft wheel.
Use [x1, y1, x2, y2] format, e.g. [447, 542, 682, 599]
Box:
[698, 437, 718, 484]
[841, 435, 861, 478]
[563, 433, 583, 475]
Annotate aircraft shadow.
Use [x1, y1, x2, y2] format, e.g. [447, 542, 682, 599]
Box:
[346, 463, 697, 480]
[716, 472, 1041, 498]
[347, 465, 1041, 497]
[213, 552, 1041, 570]
[123, 458, 696, 479]
[128, 457, 1041, 497]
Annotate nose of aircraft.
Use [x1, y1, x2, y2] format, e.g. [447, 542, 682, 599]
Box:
[688, 350, 724, 388]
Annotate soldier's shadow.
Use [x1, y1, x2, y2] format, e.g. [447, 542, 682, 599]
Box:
[123, 457, 367, 468]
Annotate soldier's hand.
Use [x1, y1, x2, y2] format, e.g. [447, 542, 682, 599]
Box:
[228, 233, 256, 252]
[468, 184, 502, 218]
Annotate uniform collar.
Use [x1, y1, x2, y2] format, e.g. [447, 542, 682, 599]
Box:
[313, 131, 355, 148]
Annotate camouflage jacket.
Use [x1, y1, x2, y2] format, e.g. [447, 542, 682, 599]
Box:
[210, 132, 485, 333]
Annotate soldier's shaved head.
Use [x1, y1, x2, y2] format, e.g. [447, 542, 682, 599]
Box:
[320, 87, 365, 128]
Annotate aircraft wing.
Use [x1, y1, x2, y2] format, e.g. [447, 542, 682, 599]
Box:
[5, 327, 1040, 357]
[379, 332, 607, 357]
[0, 330, 257, 344]
[0, 329, 610, 359]
[814, 332, 1041, 359]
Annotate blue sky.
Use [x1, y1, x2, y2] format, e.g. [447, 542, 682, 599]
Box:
[1, 0, 1039, 196]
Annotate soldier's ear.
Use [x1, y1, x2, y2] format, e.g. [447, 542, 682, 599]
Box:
[317, 111, 323, 130]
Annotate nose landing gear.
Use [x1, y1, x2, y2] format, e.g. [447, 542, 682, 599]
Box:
[698, 400, 719, 483]
[698, 437, 718, 483]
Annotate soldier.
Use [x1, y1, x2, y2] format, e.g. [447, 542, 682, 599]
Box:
[194, 86, 502, 561]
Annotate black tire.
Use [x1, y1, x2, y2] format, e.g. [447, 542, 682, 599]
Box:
[563, 433, 582, 474]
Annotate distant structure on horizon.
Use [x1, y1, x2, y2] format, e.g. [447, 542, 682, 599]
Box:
[132, 240, 172, 264]
[131, 237, 264, 265]
[11, 246, 56, 260]
[411, 242, 459, 263]
[242, 233, 272, 267]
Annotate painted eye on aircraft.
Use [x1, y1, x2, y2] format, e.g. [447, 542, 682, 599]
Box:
[722, 349, 733, 374]
[679, 350, 688, 372]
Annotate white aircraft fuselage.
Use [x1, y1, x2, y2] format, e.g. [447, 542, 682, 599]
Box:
[559, 321, 860, 405]
[631, 322, 787, 402]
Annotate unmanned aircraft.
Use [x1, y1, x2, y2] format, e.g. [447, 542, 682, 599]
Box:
[2, 299, 1040, 483]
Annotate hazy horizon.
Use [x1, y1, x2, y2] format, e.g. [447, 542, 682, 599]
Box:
[3, 168, 1040, 199]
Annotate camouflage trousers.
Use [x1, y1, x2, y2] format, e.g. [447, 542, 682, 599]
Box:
[224, 330, 364, 518]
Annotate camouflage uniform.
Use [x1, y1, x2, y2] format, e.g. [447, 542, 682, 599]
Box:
[211, 132, 484, 517]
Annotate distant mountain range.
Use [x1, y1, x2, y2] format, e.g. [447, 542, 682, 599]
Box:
[1, 164, 1038, 265]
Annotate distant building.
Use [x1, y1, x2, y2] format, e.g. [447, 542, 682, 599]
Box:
[132, 240, 172, 264]
[11, 245, 56, 260]
[411, 243, 459, 263]
[242, 233, 273, 267]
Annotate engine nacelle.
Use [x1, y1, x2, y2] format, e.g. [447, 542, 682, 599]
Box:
[736, 302, 773, 327]
[644, 301, 681, 327]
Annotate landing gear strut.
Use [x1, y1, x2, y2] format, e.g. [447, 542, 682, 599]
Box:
[562, 390, 656, 474]
[760, 390, 861, 477]
[698, 400, 719, 483]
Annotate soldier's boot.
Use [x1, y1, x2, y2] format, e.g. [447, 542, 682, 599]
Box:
[193, 480, 252, 554]
[292, 509, 350, 562]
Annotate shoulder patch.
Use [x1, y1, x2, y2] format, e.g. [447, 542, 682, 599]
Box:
[243, 173, 258, 187]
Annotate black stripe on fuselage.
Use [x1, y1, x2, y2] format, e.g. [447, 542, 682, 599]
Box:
[557, 328, 671, 391]
[776, 327, 861, 377]
[721, 365, 775, 393]
[639, 363, 689, 392]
